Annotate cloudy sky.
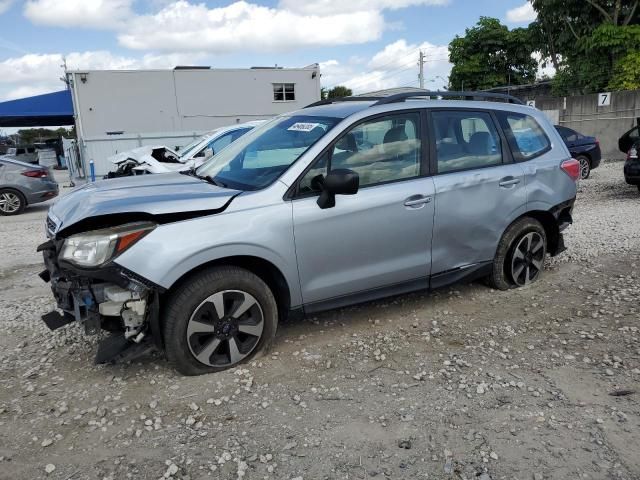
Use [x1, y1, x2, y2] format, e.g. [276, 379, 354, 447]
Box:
[0, 0, 537, 103]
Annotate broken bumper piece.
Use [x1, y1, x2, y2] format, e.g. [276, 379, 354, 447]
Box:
[38, 239, 162, 364]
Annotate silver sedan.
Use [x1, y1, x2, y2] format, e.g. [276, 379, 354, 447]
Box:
[0, 157, 58, 215]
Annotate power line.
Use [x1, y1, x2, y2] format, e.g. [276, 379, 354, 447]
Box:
[418, 50, 425, 89]
[323, 52, 450, 91]
[331, 55, 450, 92]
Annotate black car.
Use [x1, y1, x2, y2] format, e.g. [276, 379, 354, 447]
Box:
[618, 125, 640, 193]
[555, 125, 601, 179]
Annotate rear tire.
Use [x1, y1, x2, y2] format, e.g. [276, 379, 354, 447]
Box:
[485, 217, 547, 291]
[576, 155, 591, 179]
[163, 266, 278, 376]
[0, 188, 26, 216]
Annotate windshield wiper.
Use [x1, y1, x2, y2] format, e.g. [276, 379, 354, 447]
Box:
[180, 167, 226, 187]
[201, 175, 227, 188]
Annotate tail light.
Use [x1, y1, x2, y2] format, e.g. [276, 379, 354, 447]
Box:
[21, 169, 48, 178]
[561, 158, 580, 181]
[628, 147, 638, 161]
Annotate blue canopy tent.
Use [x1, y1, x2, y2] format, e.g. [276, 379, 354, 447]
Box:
[0, 89, 74, 127]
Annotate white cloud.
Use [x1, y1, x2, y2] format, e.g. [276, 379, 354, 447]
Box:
[506, 2, 536, 23]
[118, 1, 385, 52]
[321, 39, 451, 94]
[0, 50, 205, 101]
[20, 0, 451, 55]
[24, 0, 134, 29]
[0, 0, 14, 14]
[368, 39, 448, 70]
[278, 0, 449, 15]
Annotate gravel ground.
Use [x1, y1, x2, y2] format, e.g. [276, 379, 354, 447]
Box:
[0, 162, 639, 480]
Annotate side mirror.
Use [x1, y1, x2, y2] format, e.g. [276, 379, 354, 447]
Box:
[316, 168, 359, 209]
[204, 147, 214, 159]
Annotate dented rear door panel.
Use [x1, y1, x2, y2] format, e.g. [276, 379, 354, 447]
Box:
[431, 163, 527, 275]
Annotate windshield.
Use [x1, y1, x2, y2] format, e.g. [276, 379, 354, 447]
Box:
[196, 115, 340, 191]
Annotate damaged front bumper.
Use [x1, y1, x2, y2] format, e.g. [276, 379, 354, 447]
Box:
[38, 239, 163, 364]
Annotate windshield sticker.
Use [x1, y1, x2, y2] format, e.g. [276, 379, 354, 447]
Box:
[287, 122, 321, 132]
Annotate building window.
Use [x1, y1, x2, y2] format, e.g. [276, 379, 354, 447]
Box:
[273, 83, 295, 101]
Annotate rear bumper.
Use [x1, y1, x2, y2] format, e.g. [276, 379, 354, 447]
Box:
[548, 197, 575, 256]
[24, 180, 59, 205]
[590, 146, 602, 169]
[624, 160, 640, 185]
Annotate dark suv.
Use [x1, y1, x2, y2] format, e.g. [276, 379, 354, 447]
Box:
[619, 125, 640, 192]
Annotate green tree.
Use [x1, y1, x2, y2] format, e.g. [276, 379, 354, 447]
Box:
[327, 86, 353, 98]
[609, 51, 640, 90]
[529, 0, 640, 94]
[448, 17, 538, 91]
[17, 127, 75, 144]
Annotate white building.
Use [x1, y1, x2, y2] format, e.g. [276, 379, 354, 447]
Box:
[67, 65, 321, 175]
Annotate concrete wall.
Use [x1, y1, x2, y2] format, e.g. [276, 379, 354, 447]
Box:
[68, 67, 321, 175]
[523, 90, 640, 159]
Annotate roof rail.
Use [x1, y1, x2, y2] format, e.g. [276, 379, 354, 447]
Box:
[304, 90, 525, 109]
[373, 90, 524, 106]
[304, 96, 384, 108]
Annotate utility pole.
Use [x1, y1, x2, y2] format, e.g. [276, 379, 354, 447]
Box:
[418, 50, 425, 89]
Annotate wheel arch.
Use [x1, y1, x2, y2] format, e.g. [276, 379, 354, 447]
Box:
[575, 151, 591, 163]
[164, 255, 293, 322]
[0, 186, 27, 203]
[512, 210, 560, 255]
[0, 187, 27, 212]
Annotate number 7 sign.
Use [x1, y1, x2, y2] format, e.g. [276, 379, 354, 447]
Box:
[598, 92, 611, 106]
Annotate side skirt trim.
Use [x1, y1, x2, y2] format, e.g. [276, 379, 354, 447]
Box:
[429, 261, 492, 290]
[303, 277, 429, 315]
[299, 261, 493, 316]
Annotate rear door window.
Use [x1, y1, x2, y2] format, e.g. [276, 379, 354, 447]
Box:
[431, 110, 502, 174]
[497, 112, 551, 161]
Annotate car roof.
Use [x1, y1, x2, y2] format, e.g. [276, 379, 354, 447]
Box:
[201, 120, 267, 140]
[0, 156, 41, 169]
[295, 101, 375, 119]
[296, 98, 539, 120]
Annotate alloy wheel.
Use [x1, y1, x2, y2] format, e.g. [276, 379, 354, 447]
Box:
[0, 192, 21, 214]
[578, 157, 590, 179]
[187, 290, 264, 367]
[510, 232, 545, 287]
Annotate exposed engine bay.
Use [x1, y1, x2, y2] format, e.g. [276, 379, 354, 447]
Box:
[38, 237, 162, 364]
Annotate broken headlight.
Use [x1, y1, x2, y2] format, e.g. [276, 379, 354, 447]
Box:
[60, 222, 156, 267]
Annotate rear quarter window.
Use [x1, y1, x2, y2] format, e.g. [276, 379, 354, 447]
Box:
[497, 112, 551, 161]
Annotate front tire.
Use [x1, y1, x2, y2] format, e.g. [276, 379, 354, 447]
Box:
[576, 155, 591, 179]
[0, 189, 26, 215]
[486, 218, 547, 291]
[163, 266, 278, 375]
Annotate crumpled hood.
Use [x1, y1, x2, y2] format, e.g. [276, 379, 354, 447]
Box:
[49, 173, 240, 234]
[109, 145, 180, 164]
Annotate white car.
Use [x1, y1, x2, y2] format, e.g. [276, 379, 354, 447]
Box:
[106, 121, 265, 176]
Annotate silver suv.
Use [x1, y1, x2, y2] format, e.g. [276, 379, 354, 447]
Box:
[39, 91, 579, 375]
